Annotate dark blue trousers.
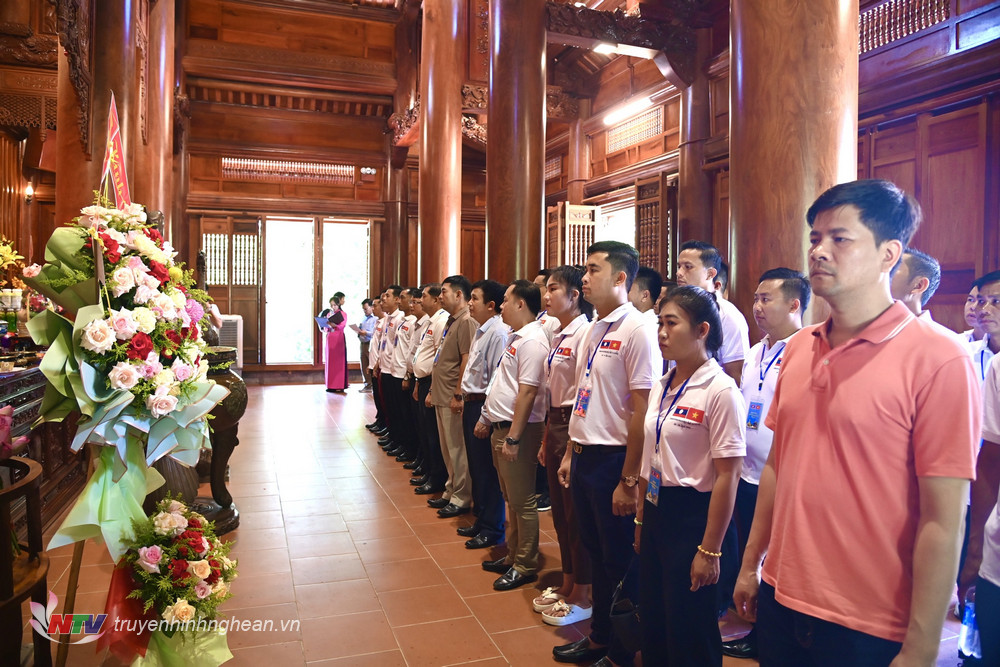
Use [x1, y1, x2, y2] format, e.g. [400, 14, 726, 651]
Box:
[461, 400, 504, 537]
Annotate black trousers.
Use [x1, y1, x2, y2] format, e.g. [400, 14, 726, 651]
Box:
[381, 373, 404, 448]
[372, 370, 386, 424]
[979, 575, 1000, 665]
[757, 582, 902, 666]
[639, 491, 722, 667]
[416, 377, 447, 486]
[461, 400, 504, 536]
[570, 446, 636, 666]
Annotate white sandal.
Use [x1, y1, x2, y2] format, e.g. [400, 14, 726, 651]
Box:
[542, 600, 593, 626]
[531, 586, 565, 612]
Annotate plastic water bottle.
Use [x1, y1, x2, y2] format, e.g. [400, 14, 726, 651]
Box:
[959, 588, 982, 659]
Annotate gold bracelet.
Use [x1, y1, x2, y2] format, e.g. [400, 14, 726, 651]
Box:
[697, 544, 721, 558]
[633, 517, 643, 526]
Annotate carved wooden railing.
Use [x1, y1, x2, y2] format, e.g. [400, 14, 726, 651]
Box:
[859, 0, 950, 54]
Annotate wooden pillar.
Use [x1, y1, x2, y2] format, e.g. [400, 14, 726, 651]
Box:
[418, 0, 466, 284]
[566, 99, 590, 206]
[486, 0, 546, 283]
[56, 0, 137, 226]
[383, 161, 407, 284]
[677, 28, 713, 245]
[730, 0, 858, 319]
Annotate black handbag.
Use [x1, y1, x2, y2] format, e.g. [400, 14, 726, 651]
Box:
[609, 557, 642, 654]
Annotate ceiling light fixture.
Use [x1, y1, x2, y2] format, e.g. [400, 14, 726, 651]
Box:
[603, 97, 653, 126]
[593, 42, 617, 55]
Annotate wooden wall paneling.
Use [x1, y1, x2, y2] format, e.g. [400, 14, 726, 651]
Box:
[869, 121, 918, 194]
[0, 132, 24, 246]
[987, 95, 1000, 271]
[858, 131, 871, 179]
[712, 168, 730, 270]
[461, 224, 486, 282]
[710, 74, 728, 138]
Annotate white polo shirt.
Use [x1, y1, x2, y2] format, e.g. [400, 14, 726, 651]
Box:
[369, 316, 386, 371]
[641, 358, 746, 493]
[739, 332, 796, 484]
[978, 355, 1000, 587]
[568, 302, 659, 447]
[484, 319, 550, 424]
[405, 314, 430, 375]
[378, 309, 402, 370]
[413, 308, 448, 379]
[641, 307, 658, 329]
[537, 312, 562, 343]
[968, 335, 996, 386]
[390, 314, 417, 379]
[547, 314, 590, 408]
[718, 296, 751, 366]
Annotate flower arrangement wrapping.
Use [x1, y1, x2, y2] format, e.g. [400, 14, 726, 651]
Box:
[21, 201, 229, 561]
[97, 497, 237, 666]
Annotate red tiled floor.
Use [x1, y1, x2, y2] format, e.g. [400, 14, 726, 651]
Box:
[21, 383, 971, 665]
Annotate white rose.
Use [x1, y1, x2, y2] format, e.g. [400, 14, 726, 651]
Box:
[153, 293, 177, 320]
[81, 318, 116, 354]
[132, 307, 156, 333]
[146, 385, 179, 418]
[108, 361, 141, 390]
[211, 580, 229, 598]
[153, 368, 175, 387]
[103, 227, 127, 245]
[166, 499, 186, 513]
[111, 267, 136, 297]
[162, 599, 195, 624]
[108, 308, 138, 340]
[134, 284, 157, 304]
[187, 559, 212, 580]
[197, 359, 209, 379]
[152, 511, 188, 536]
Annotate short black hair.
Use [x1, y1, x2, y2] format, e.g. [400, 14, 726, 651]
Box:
[509, 279, 542, 316]
[902, 248, 941, 307]
[333, 292, 345, 303]
[806, 179, 921, 247]
[634, 266, 663, 301]
[758, 267, 811, 312]
[976, 270, 1000, 291]
[586, 241, 640, 290]
[472, 279, 506, 312]
[658, 285, 723, 358]
[403, 287, 420, 299]
[679, 240, 723, 276]
[361, 298, 373, 307]
[716, 261, 729, 292]
[549, 265, 594, 319]
[535, 268, 551, 280]
[442, 275, 472, 301]
[384, 284, 403, 298]
[421, 283, 442, 298]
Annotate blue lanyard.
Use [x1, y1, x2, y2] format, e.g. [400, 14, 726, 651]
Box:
[655, 370, 690, 453]
[584, 322, 615, 380]
[433, 325, 451, 363]
[547, 333, 568, 370]
[757, 342, 785, 391]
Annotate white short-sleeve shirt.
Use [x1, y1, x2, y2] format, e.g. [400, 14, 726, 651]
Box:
[547, 314, 591, 408]
[738, 332, 796, 484]
[413, 308, 449, 379]
[378, 310, 402, 370]
[369, 316, 387, 371]
[390, 314, 417, 379]
[568, 302, 659, 447]
[641, 358, 746, 493]
[484, 319, 550, 424]
[968, 335, 996, 386]
[717, 297, 751, 366]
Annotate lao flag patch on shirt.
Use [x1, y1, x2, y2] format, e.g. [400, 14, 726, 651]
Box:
[506, 344, 517, 356]
[599, 340, 622, 351]
[775, 357, 783, 366]
[673, 406, 704, 423]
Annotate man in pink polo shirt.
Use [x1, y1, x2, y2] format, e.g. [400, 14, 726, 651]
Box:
[733, 179, 981, 666]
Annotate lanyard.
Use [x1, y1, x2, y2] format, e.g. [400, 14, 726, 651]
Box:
[584, 322, 615, 380]
[547, 333, 569, 370]
[655, 370, 690, 454]
[433, 324, 451, 364]
[758, 342, 785, 391]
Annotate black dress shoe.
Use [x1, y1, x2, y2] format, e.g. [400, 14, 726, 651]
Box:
[385, 446, 403, 457]
[465, 533, 503, 549]
[553, 638, 608, 664]
[365, 421, 379, 430]
[403, 460, 422, 470]
[588, 658, 615, 667]
[436, 503, 470, 518]
[456, 525, 480, 537]
[409, 475, 429, 486]
[481, 557, 509, 574]
[395, 453, 415, 463]
[427, 497, 450, 508]
[409, 465, 425, 476]
[378, 435, 392, 446]
[493, 568, 537, 591]
[373, 427, 389, 436]
[415, 483, 445, 495]
[722, 631, 758, 659]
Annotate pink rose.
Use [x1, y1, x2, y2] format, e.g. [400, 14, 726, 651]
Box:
[109, 309, 138, 340]
[185, 299, 205, 323]
[146, 386, 179, 418]
[127, 255, 148, 272]
[134, 284, 157, 304]
[194, 581, 212, 599]
[108, 361, 141, 390]
[171, 359, 193, 382]
[22, 264, 41, 278]
[137, 545, 164, 573]
[81, 318, 116, 354]
[111, 267, 136, 297]
[142, 352, 163, 379]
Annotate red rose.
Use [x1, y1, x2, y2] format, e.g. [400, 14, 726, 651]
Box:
[164, 329, 182, 349]
[100, 234, 121, 264]
[187, 324, 199, 341]
[169, 559, 188, 580]
[144, 228, 163, 246]
[148, 261, 169, 285]
[207, 571, 220, 584]
[127, 332, 154, 360]
[187, 518, 201, 529]
[177, 545, 189, 557]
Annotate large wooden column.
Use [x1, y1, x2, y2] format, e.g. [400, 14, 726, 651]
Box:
[566, 100, 590, 206]
[56, 0, 137, 226]
[383, 161, 408, 284]
[486, 0, 546, 283]
[677, 29, 713, 244]
[418, 0, 466, 284]
[730, 0, 858, 318]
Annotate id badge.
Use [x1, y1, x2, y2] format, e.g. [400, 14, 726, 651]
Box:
[747, 401, 763, 431]
[646, 468, 661, 506]
[573, 386, 592, 417]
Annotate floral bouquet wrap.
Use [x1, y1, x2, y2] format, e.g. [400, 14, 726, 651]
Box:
[96, 497, 238, 665]
[21, 201, 229, 561]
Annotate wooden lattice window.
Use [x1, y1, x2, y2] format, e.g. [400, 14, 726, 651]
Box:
[545, 155, 562, 182]
[220, 157, 355, 185]
[859, 0, 949, 54]
[606, 106, 663, 154]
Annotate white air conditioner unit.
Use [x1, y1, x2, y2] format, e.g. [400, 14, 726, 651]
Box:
[217, 315, 244, 369]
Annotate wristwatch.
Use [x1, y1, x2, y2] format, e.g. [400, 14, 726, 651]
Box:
[620, 474, 639, 488]
[504, 436, 520, 446]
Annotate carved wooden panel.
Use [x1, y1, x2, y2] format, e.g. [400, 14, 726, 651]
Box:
[469, 0, 489, 83]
